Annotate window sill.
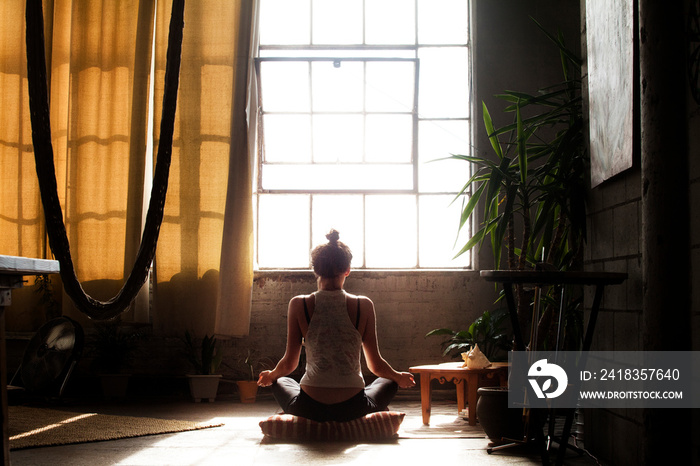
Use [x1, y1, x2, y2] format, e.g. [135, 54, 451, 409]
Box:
[254, 268, 478, 279]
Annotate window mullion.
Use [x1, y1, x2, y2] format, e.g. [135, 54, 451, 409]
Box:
[307, 60, 314, 164]
[309, 193, 314, 260]
[362, 193, 367, 268]
[362, 61, 367, 164]
[412, 58, 420, 193]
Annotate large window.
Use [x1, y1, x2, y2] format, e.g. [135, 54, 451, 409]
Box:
[255, 0, 472, 269]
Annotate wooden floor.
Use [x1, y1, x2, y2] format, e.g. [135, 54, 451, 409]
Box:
[8, 392, 602, 466]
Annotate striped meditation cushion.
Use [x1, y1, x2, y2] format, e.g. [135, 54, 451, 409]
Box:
[259, 411, 405, 441]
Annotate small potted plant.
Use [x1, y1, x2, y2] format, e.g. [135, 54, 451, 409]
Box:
[234, 349, 273, 403]
[426, 308, 511, 362]
[90, 319, 143, 399]
[184, 331, 223, 402]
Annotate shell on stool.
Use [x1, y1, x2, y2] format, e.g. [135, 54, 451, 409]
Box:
[461, 344, 491, 369]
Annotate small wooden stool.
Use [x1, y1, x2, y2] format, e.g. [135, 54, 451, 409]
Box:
[409, 362, 508, 426]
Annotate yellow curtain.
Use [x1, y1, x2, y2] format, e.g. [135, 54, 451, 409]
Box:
[0, 0, 46, 263]
[51, 0, 156, 325]
[1, 0, 154, 328]
[0, 0, 50, 331]
[1, 0, 256, 336]
[152, 0, 256, 337]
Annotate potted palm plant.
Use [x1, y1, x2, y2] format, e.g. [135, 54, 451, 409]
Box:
[444, 19, 586, 444]
[184, 331, 223, 402]
[450, 18, 588, 352]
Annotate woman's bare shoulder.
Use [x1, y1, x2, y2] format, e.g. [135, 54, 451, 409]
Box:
[345, 291, 372, 302]
[345, 293, 375, 313]
[290, 293, 314, 305]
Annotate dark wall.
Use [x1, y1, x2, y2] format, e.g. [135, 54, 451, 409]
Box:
[472, 0, 581, 270]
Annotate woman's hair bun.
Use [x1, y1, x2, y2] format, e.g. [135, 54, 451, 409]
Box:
[311, 229, 352, 277]
[326, 229, 340, 245]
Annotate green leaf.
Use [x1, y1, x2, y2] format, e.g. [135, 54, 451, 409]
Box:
[453, 227, 486, 259]
[530, 16, 582, 69]
[425, 328, 457, 337]
[493, 183, 517, 266]
[482, 101, 503, 159]
[459, 182, 486, 230]
[516, 104, 528, 185]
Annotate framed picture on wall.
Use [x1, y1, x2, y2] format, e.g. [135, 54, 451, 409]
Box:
[586, 0, 634, 187]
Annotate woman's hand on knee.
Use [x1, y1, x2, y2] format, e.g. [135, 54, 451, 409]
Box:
[396, 371, 416, 389]
[258, 370, 275, 387]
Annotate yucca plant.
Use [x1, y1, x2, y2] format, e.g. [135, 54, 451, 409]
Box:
[450, 19, 588, 350]
[184, 331, 223, 375]
[454, 19, 586, 270]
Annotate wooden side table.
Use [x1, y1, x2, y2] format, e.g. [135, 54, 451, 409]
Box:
[409, 362, 508, 426]
[480, 270, 627, 352]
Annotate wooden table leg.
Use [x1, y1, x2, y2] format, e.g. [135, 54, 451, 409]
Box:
[419, 372, 432, 425]
[466, 373, 478, 426]
[455, 379, 466, 414]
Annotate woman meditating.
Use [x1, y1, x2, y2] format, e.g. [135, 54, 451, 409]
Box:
[257, 229, 415, 422]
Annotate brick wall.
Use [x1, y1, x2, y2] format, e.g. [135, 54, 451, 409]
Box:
[236, 270, 498, 376]
[585, 172, 643, 352]
[583, 169, 645, 466]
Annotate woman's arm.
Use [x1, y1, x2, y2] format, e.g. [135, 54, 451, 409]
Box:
[257, 296, 304, 387]
[360, 297, 415, 389]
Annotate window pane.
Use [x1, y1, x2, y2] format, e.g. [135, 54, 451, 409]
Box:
[259, 0, 311, 45]
[263, 114, 311, 163]
[419, 195, 470, 267]
[418, 120, 470, 193]
[312, 195, 364, 266]
[365, 195, 417, 267]
[260, 61, 310, 112]
[312, 115, 363, 162]
[417, 0, 469, 45]
[365, 0, 415, 45]
[258, 194, 310, 268]
[311, 61, 364, 112]
[365, 114, 413, 163]
[312, 0, 363, 44]
[418, 47, 470, 118]
[262, 164, 413, 191]
[365, 61, 416, 112]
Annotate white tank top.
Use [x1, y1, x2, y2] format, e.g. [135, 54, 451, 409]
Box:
[300, 290, 365, 389]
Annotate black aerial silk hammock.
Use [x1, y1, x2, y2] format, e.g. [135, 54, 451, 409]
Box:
[25, 0, 185, 320]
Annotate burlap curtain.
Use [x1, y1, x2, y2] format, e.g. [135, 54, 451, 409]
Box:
[0, 0, 155, 327]
[151, 0, 256, 337]
[0, 0, 256, 336]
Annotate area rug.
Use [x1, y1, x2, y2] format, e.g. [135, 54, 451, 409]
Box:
[9, 405, 223, 450]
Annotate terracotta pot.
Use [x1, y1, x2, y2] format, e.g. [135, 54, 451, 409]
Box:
[235, 380, 259, 403]
[476, 386, 524, 443]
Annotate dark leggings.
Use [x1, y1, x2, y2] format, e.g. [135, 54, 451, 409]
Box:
[271, 377, 398, 422]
